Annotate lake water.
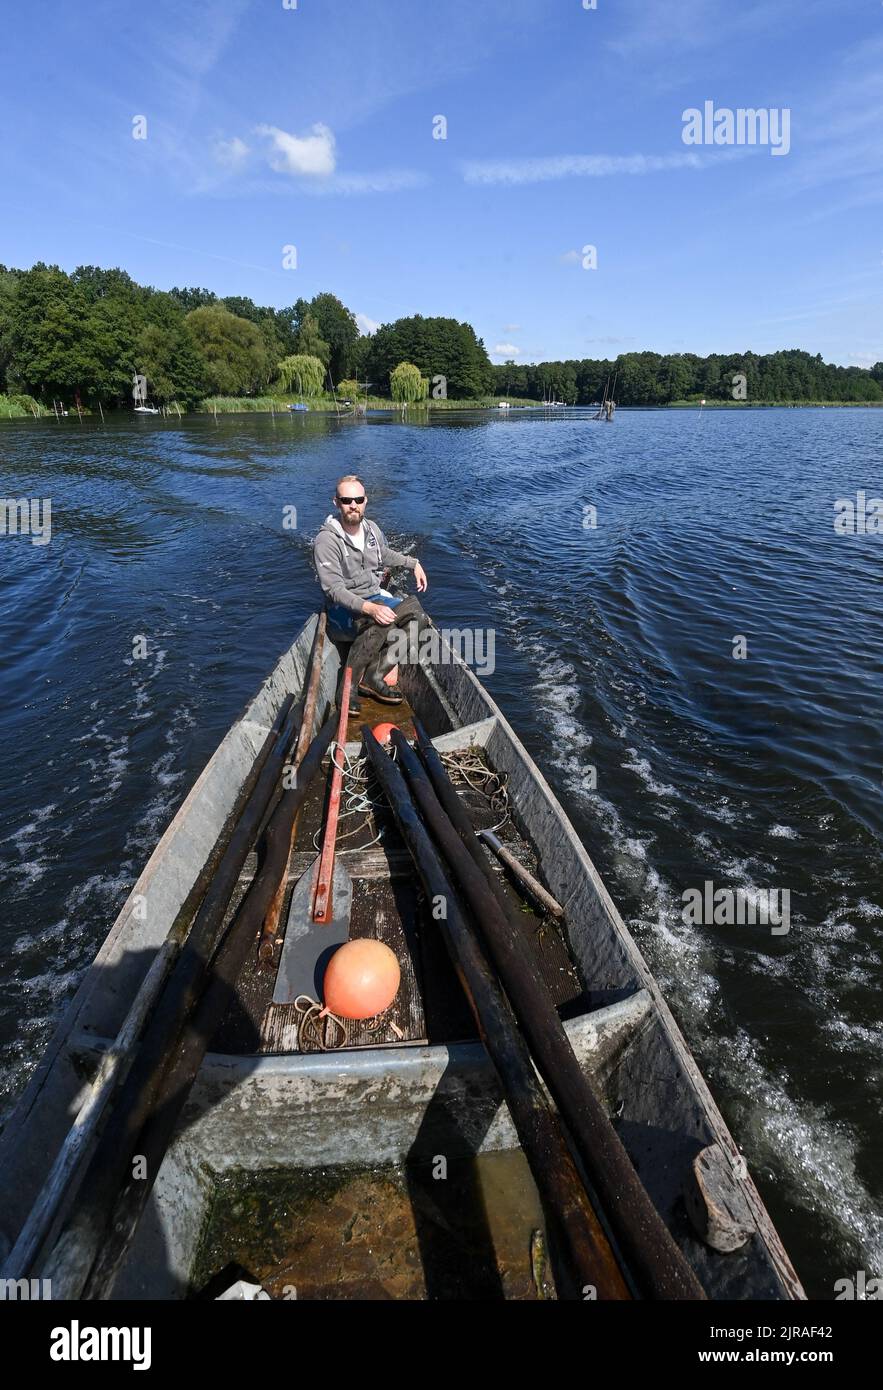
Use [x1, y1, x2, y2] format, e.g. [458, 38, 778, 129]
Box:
[0, 407, 880, 1296]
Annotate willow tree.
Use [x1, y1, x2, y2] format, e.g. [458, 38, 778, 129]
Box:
[390, 360, 428, 415]
[275, 353, 326, 398]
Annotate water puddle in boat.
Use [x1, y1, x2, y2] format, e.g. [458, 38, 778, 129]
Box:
[191, 1150, 556, 1300]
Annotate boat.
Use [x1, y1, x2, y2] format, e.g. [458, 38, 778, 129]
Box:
[288, 402, 308, 413]
[0, 615, 804, 1301]
[133, 405, 160, 416]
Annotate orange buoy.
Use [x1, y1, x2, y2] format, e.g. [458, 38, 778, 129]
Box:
[321, 939, 400, 1020]
[371, 721, 396, 746]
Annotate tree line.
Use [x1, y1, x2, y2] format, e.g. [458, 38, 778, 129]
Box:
[0, 261, 879, 410]
[491, 350, 883, 405]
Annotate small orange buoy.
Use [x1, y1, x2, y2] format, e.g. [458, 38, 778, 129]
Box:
[321, 939, 400, 1020]
[371, 721, 396, 746]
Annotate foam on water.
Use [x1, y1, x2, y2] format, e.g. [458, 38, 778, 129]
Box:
[718, 1029, 883, 1276]
[621, 750, 677, 798]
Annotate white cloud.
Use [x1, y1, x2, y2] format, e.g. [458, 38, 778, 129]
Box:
[234, 126, 423, 194]
[214, 136, 249, 169]
[256, 122, 336, 177]
[356, 313, 381, 336]
[493, 343, 521, 357]
[502, 323, 521, 333]
[463, 151, 702, 186]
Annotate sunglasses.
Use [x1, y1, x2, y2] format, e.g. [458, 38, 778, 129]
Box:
[336, 495, 365, 505]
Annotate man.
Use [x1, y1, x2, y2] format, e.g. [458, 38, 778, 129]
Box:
[313, 475, 430, 704]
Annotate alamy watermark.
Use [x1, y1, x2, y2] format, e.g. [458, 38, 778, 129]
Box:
[0, 1277, 52, 1300]
[50, 1321, 151, 1369]
[682, 880, 791, 935]
[385, 626, 495, 678]
[682, 102, 790, 156]
[833, 490, 883, 534]
[1, 497, 52, 545]
[834, 1270, 882, 1299]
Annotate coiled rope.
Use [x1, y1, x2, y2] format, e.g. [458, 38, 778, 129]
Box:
[440, 748, 510, 833]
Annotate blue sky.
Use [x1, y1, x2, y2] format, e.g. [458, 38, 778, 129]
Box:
[2, 0, 882, 367]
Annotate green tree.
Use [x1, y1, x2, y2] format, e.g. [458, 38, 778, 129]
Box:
[296, 313, 331, 371]
[303, 293, 359, 381]
[6, 265, 104, 401]
[275, 353, 326, 396]
[390, 360, 428, 409]
[169, 286, 218, 313]
[0, 267, 21, 390]
[366, 315, 492, 398]
[136, 323, 209, 407]
[183, 306, 273, 395]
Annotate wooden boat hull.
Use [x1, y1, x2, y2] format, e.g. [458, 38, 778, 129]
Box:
[0, 615, 805, 1300]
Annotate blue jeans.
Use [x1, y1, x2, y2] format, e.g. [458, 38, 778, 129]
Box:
[326, 592, 402, 640]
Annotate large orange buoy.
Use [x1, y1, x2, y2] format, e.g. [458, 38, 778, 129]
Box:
[321, 939, 400, 1020]
[371, 722, 396, 746]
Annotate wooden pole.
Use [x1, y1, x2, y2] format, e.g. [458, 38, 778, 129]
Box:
[407, 721, 706, 1301]
[81, 713, 338, 1300]
[312, 667, 352, 923]
[362, 729, 631, 1301]
[39, 697, 310, 1297]
[258, 614, 327, 960]
[478, 828, 564, 919]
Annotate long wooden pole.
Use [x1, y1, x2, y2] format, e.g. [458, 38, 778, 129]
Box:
[38, 696, 308, 1295]
[312, 667, 352, 923]
[407, 721, 706, 1301]
[258, 614, 327, 960]
[362, 728, 630, 1301]
[81, 713, 338, 1299]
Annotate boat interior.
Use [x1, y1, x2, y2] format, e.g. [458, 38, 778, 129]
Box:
[210, 633, 588, 1059]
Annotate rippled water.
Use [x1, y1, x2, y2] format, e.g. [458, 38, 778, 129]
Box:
[1, 408, 880, 1296]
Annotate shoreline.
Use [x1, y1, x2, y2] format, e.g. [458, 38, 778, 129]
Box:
[3, 398, 883, 422]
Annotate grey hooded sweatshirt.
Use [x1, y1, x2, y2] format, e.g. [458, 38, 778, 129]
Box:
[313, 515, 417, 615]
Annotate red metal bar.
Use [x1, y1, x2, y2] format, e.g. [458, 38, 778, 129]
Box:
[312, 666, 352, 922]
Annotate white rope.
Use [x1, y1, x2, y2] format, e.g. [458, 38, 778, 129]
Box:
[310, 743, 396, 853]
